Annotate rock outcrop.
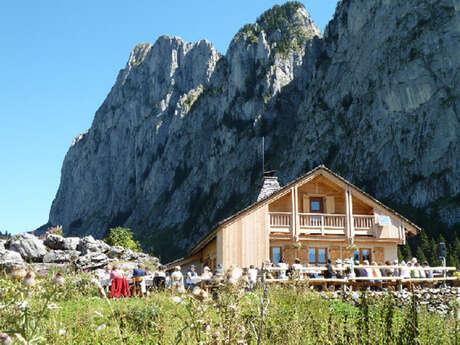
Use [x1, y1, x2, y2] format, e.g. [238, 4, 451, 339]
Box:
[9, 234, 47, 262]
[0, 233, 158, 271]
[42, 1, 460, 261]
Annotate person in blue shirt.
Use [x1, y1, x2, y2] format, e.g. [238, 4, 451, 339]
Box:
[186, 265, 198, 289]
[133, 264, 146, 278]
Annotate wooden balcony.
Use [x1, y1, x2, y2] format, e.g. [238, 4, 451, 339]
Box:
[353, 215, 375, 235]
[269, 212, 292, 233]
[299, 213, 346, 235]
[269, 212, 375, 236]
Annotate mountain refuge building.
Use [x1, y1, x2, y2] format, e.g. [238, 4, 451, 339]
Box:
[170, 166, 419, 270]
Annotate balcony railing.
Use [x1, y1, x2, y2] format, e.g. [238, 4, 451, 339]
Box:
[299, 213, 346, 235]
[269, 212, 292, 233]
[269, 212, 375, 236]
[353, 215, 374, 235]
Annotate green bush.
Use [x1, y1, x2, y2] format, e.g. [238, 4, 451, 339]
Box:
[104, 227, 142, 252]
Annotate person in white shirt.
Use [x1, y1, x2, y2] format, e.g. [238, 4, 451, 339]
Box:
[201, 266, 213, 280]
[248, 265, 258, 290]
[277, 258, 288, 279]
[400, 261, 411, 279]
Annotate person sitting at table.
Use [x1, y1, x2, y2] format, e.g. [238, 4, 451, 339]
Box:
[248, 265, 258, 289]
[214, 264, 225, 277]
[171, 266, 184, 291]
[409, 262, 420, 278]
[335, 259, 344, 279]
[354, 260, 365, 277]
[154, 266, 167, 289]
[422, 262, 433, 278]
[382, 261, 393, 277]
[393, 260, 401, 277]
[186, 265, 198, 289]
[277, 257, 288, 280]
[110, 265, 130, 298]
[133, 264, 146, 279]
[344, 259, 355, 279]
[291, 258, 303, 270]
[104, 265, 113, 279]
[415, 262, 425, 278]
[400, 261, 411, 279]
[324, 259, 336, 279]
[307, 264, 320, 279]
[201, 266, 213, 280]
[132, 264, 146, 296]
[110, 265, 123, 279]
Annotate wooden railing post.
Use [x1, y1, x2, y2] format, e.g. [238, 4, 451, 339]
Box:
[321, 215, 325, 235]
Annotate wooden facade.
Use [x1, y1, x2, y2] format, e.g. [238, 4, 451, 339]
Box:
[174, 166, 419, 270]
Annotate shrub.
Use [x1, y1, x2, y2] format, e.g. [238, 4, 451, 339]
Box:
[104, 227, 142, 252]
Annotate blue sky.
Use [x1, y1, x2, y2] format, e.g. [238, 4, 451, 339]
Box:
[0, 1, 338, 235]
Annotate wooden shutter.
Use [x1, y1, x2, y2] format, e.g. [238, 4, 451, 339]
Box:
[329, 247, 341, 261]
[374, 247, 385, 263]
[303, 195, 309, 213]
[325, 196, 335, 214]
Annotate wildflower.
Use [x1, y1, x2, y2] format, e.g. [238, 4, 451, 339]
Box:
[94, 311, 104, 317]
[58, 329, 66, 336]
[0, 333, 12, 345]
[171, 296, 183, 304]
[18, 301, 28, 310]
[97, 324, 106, 331]
[47, 303, 61, 309]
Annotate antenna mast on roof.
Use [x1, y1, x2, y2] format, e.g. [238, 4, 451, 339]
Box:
[262, 136, 265, 176]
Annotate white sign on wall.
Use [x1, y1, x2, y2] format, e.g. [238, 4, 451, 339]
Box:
[378, 215, 391, 226]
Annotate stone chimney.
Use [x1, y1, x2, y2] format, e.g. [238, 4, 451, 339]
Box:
[257, 170, 281, 202]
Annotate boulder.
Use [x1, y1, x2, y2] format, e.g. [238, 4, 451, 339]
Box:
[75, 253, 109, 270]
[44, 234, 80, 251]
[77, 236, 110, 255]
[0, 249, 24, 271]
[0, 239, 5, 251]
[44, 234, 65, 249]
[108, 246, 124, 259]
[43, 250, 81, 263]
[9, 233, 47, 261]
[63, 237, 80, 251]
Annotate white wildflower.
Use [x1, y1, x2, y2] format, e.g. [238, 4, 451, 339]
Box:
[47, 303, 61, 309]
[97, 324, 106, 331]
[58, 329, 66, 336]
[171, 296, 183, 304]
[94, 311, 103, 317]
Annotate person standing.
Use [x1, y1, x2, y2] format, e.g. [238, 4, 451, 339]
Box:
[186, 265, 198, 289]
[248, 265, 258, 290]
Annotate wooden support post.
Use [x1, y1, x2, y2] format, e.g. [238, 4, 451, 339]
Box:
[345, 187, 354, 243]
[291, 187, 298, 241]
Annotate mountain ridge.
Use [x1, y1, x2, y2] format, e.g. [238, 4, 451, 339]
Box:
[42, 0, 460, 263]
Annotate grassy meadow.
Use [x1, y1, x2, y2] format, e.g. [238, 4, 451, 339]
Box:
[0, 274, 458, 345]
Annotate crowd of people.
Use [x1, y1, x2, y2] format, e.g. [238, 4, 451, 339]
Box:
[264, 257, 436, 281]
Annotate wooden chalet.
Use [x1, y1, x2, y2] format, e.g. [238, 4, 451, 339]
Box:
[172, 166, 419, 270]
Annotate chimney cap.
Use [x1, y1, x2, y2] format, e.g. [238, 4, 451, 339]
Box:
[263, 170, 277, 177]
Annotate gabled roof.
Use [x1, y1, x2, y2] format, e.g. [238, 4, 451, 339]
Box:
[189, 165, 421, 255]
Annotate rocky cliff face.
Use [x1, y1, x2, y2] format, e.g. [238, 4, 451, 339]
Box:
[45, 1, 460, 261]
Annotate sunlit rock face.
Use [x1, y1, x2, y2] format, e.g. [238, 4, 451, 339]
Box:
[45, 1, 460, 261]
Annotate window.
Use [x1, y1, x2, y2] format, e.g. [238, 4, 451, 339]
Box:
[271, 247, 282, 264]
[353, 248, 371, 263]
[308, 248, 327, 263]
[310, 197, 323, 213]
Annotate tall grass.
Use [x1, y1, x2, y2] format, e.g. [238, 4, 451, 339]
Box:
[0, 276, 458, 344]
